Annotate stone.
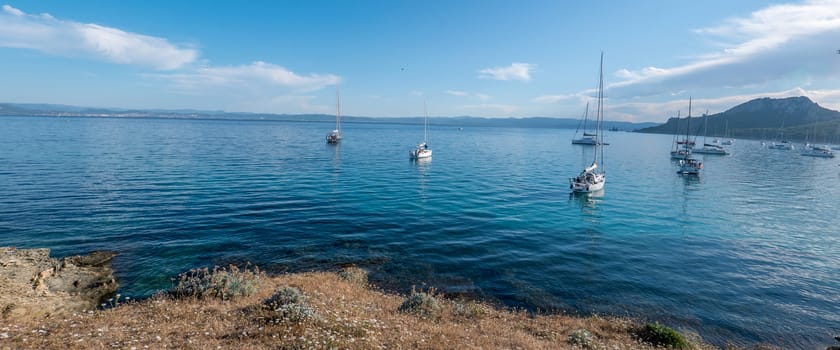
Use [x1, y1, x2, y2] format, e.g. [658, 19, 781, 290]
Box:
[0, 247, 117, 320]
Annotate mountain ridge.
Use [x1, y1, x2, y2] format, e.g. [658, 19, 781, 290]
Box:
[637, 96, 840, 142]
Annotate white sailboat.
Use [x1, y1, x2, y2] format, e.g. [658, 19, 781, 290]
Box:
[768, 123, 794, 150]
[670, 110, 695, 159]
[325, 85, 342, 144]
[409, 101, 432, 159]
[721, 120, 734, 145]
[570, 53, 606, 193]
[572, 102, 602, 145]
[801, 123, 835, 158]
[677, 98, 703, 175]
[694, 111, 729, 155]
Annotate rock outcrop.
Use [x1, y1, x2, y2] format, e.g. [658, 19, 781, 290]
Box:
[0, 247, 117, 319]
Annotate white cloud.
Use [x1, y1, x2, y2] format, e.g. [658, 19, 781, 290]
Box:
[445, 89, 469, 97]
[479, 62, 535, 81]
[445, 89, 491, 101]
[0, 4, 197, 69]
[533, 93, 584, 104]
[157, 61, 340, 93]
[2, 4, 23, 16]
[607, 0, 840, 99]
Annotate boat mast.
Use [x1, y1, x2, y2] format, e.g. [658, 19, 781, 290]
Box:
[597, 51, 605, 169]
[686, 97, 692, 159]
[423, 99, 428, 145]
[336, 84, 341, 133]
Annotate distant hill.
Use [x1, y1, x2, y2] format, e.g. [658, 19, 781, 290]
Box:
[637, 96, 840, 143]
[0, 103, 657, 131]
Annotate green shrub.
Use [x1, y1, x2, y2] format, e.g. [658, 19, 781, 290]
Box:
[262, 286, 317, 323]
[568, 329, 594, 349]
[263, 286, 304, 310]
[398, 288, 441, 318]
[170, 264, 262, 300]
[452, 299, 486, 319]
[636, 323, 689, 349]
[338, 266, 368, 287]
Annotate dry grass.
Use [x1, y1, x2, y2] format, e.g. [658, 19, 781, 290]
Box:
[0, 268, 718, 349]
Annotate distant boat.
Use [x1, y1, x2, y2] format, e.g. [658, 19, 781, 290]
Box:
[801, 144, 835, 158]
[409, 101, 432, 159]
[677, 98, 703, 175]
[693, 112, 729, 155]
[768, 123, 794, 150]
[670, 110, 695, 159]
[570, 52, 606, 193]
[721, 120, 734, 145]
[325, 85, 342, 144]
[768, 141, 795, 150]
[801, 124, 835, 158]
[571, 102, 598, 145]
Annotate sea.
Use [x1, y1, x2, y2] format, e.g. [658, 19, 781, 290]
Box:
[1, 115, 838, 348]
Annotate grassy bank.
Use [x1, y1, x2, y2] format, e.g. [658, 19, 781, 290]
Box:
[0, 266, 719, 349]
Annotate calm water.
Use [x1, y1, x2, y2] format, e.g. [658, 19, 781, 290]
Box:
[1, 116, 838, 348]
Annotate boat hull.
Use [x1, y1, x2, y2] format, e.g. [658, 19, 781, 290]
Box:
[694, 147, 728, 155]
[801, 150, 835, 158]
[409, 149, 432, 159]
[569, 173, 605, 193]
[325, 130, 341, 144]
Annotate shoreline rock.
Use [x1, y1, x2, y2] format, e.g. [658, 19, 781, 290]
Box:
[0, 247, 117, 319]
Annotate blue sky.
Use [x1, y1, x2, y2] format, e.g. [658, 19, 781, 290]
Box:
[1, 1, 839, 122]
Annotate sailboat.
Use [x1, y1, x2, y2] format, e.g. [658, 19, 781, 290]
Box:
[693, 111, 729, 155]
[325, 85, 342, 144]
[569, 53, 606, 193]
[677, 98, 703, 175]
[409, 101, 432, 159]
[670, 110, 694, 159]
[721, 121, 734, 145]
[768, 122, 794, 150]
[800, 120, 835, 158]
[572, 102, 600, 145]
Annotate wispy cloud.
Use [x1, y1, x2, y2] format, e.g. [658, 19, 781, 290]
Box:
[445, 89, 491, 101]
[479, 63, 535, 81]
[2, 4, 23, 16]
[532, 93, 587, 104]
[607, 0, 840, 99]
[445, 90, 469, 97]
[0, 4, 197, 70]
[159, 61, 340, 93]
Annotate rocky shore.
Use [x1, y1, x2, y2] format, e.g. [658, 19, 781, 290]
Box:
[0, 248, 803, 349]
[0, 247, 117, 319]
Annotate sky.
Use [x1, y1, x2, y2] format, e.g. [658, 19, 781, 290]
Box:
[1, 0, 840, 122]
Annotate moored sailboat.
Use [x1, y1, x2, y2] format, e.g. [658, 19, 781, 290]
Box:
[409, 101, 432, 159]
[570, 53, 606, 193]
[325, 85, 342, 144]
[677, 98, 703, 175]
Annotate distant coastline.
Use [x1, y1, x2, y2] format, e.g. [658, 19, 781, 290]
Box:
[0, 102, 658, 131]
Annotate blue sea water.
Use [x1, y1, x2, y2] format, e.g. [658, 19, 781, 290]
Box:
[1, 115, 838, 348]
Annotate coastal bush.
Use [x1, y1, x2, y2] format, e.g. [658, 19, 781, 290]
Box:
[337, 266, 368, 287]
[398, 287, 441, 318]
[636, 323, 689, 349]
[170, 264, 262, 300]
[452, 299, 487, 319]
[569, 329, 594, 348]
[262, 286, 318, 323]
